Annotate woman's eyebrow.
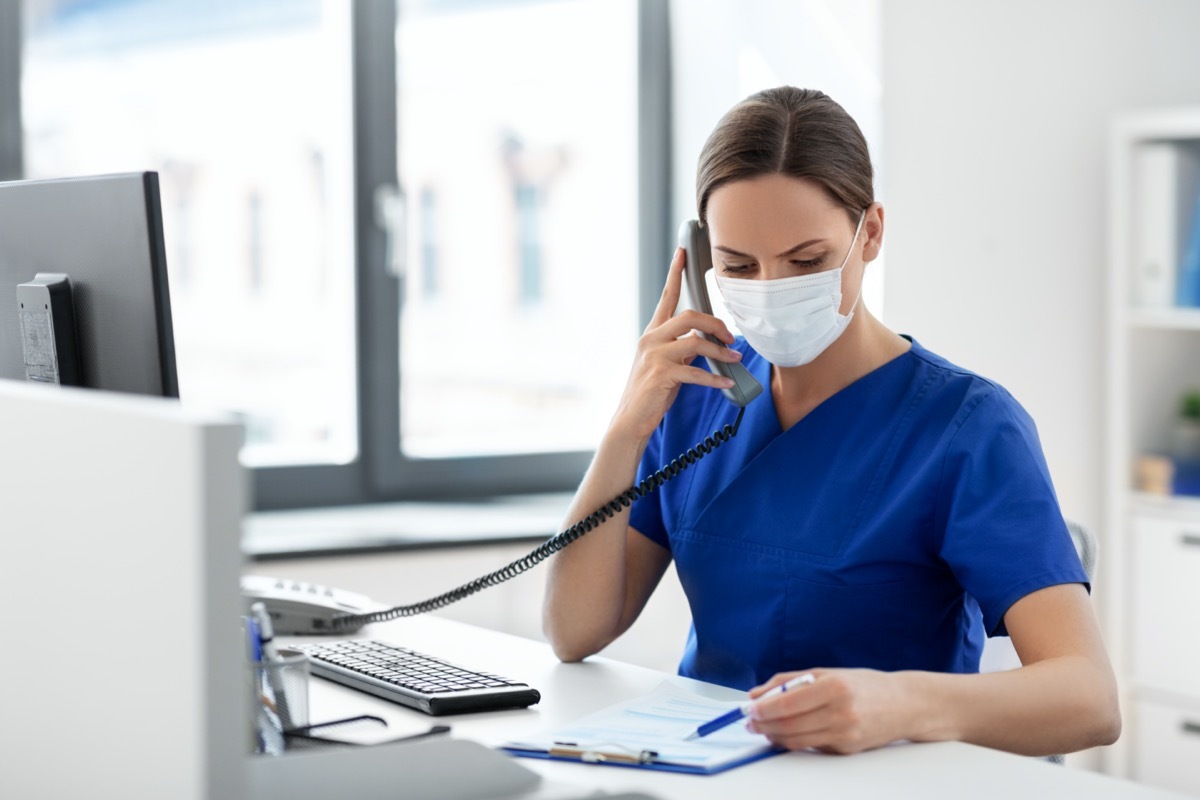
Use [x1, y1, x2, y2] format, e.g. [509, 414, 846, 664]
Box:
[713, 239, 826, 259]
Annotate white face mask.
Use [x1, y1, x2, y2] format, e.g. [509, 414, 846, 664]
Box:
[715, 212, 865, 368]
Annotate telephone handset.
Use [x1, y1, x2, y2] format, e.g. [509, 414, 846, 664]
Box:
[677, 220, 764, 407]
[249, 223, 764, 636]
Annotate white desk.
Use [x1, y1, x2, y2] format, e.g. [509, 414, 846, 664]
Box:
[3, 384, 1185, 799]
[285, 616, 1189, 800]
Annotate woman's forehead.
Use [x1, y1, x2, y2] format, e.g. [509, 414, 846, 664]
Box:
[707, 175, 847, 248]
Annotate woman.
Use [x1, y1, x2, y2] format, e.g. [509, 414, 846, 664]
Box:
[542, 87, 1120, 757]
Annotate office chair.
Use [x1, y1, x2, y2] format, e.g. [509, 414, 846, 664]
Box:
[978, 519, 1097, 766]
[1065, 519, 1098, 586]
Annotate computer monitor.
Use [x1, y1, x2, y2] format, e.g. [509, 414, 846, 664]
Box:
[0, 171, 179, 397]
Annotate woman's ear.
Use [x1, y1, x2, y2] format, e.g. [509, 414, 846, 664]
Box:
[861, 202, 884, 264]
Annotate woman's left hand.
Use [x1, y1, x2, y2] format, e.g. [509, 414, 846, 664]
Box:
[744, 668, 915, 755]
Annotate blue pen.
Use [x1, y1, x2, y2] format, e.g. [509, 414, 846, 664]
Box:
[245, 616, 286, 754]
[250, 602, 293, 729]
[684, 673, 815, 740]
[246, 616, 263, 663]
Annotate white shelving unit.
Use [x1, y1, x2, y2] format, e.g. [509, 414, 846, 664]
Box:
[1106, 108, 1200, 795]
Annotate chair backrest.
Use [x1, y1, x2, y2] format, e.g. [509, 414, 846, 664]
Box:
[1066, 520, 1098, 582]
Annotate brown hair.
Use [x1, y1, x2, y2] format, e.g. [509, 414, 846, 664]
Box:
[696, 87, 874, 226]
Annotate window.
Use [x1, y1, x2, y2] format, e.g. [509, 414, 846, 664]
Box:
[418, 185, 440, 301]
[514, 182, 543, 307]
[21, 0, 358, 468]
[395, 0, 640, 460]
[12, 0, 670, 509]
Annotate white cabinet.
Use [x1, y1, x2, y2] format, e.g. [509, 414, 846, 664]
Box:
[1132, 697, 1200, 797]
[1107, 109, 1200, 792]
[1130, 515, 1200, 695]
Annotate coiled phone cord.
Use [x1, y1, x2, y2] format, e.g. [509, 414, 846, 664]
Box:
[331, 405, 746, 631]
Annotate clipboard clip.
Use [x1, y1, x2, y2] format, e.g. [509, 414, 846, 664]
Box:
[550, 740, 659, 765]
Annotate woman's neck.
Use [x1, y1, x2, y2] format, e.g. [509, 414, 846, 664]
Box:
[770, 309, 910, 431]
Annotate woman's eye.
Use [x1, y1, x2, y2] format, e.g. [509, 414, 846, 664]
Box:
[720, 263, 754, 275]
[791, 257, 826, 270]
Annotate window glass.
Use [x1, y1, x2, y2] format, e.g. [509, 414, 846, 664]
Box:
[22, 0, 358, 465]
[396, 0, 640, 458]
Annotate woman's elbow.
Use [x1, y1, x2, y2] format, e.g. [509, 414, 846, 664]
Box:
[1077, 669, 1122, 749]
[548, 638, 593, 663]
[542, 612, 606, 663]
[1090, 696, 1122, 748]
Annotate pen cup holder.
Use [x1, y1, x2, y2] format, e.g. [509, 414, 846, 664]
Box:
[248, 648, 310, 755]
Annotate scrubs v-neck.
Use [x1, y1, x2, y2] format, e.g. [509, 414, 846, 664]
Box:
[628, 337, 1087, 691]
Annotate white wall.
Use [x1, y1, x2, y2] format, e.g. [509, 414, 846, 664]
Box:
[881, 0, 1200, 568]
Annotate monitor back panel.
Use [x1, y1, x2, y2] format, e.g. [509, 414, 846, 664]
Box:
[0, 172, 178, 396]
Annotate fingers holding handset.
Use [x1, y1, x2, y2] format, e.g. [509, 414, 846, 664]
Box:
[649, 248, 736, 346]
[614, 248, 743, 440]
[652, 246, 743, 379]
[645, 245, 687, 332]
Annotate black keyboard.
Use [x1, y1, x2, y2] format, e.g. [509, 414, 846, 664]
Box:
[293, 639, 541, 716]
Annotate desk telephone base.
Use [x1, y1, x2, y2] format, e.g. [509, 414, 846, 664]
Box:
[241, 574, 379, 635]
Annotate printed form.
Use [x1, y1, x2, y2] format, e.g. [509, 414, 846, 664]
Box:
[503, 681, 779, 774]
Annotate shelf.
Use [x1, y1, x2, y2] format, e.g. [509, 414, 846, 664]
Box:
[1134, 683, 1200, 709]
[1107, 107, 1200, 782]
[1115, 108, 1200, 142]
[1128, 307, 1200, 330]
[1129, 491, 1200, 516]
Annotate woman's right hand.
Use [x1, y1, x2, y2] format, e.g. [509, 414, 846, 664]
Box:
[610, 247, 744, 442]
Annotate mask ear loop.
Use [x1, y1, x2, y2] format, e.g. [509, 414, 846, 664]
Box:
[839, 211, 868, 320]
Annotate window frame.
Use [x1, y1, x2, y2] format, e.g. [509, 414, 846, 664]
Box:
[8, 0, 672, 511]
[0, 3, 20, 181]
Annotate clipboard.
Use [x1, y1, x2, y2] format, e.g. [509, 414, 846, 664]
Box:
[501, 681, 782, 776]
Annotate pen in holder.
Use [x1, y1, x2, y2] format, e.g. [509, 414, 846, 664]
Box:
[248, 647, 311, 755]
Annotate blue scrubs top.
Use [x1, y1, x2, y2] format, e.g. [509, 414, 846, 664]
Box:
[628, 337, 1087, 691]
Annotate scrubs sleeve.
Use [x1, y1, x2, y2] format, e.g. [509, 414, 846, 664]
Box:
[628, 423, 671, 550]
[936, 387, 1088, 637]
